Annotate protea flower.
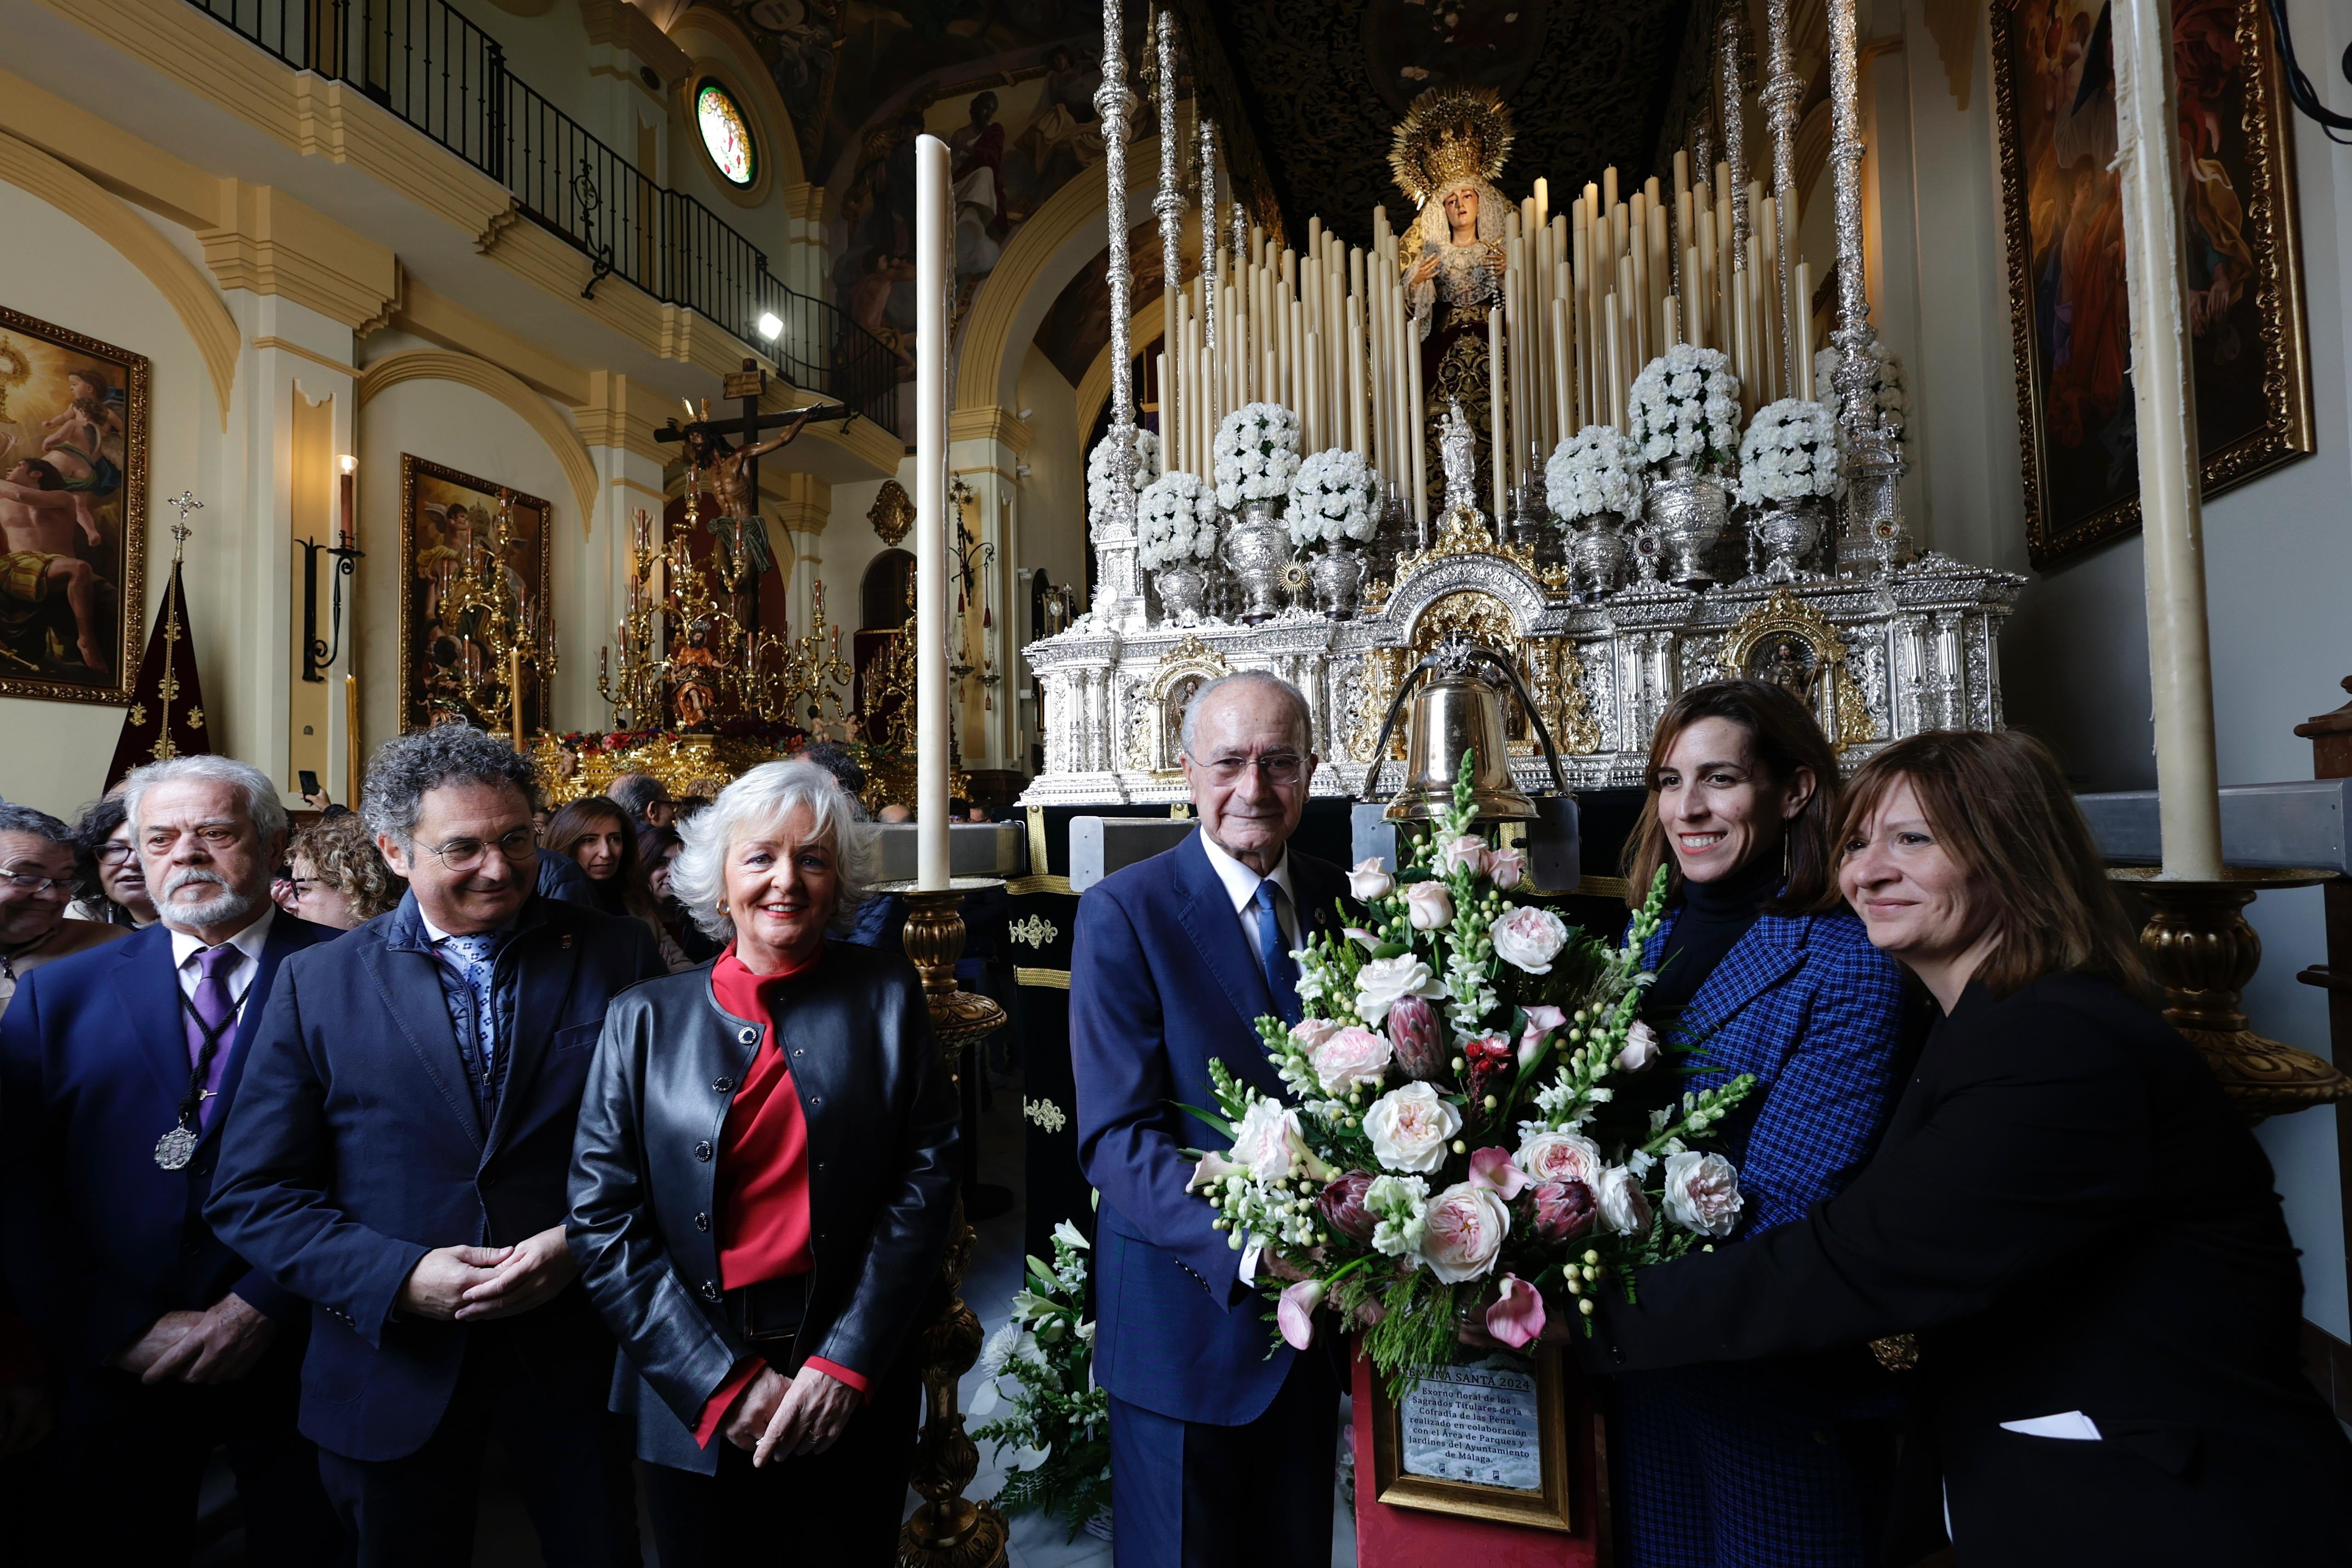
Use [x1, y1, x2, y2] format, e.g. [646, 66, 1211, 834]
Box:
[1526, 1179, 1598, 1244]
[1318, 1170, 1379, 1242]
[1388, 993, 1447, 1082]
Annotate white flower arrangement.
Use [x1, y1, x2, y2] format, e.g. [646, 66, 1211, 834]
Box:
[1815, 341, 1909, 439]
[1626, 344, 1742, 473]
[1136, 471, 1219, 570]
[1545, 424, 1645, 523]
[1085, 428, 1161, 527]
[1735, 398, 1844, 507]
[1284, 448, 1383, 550]
[1212, 402, 1302, 511]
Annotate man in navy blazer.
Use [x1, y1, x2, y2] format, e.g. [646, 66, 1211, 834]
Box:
[0, 755, 342, 1563]
[206, 726, 661, 1567]
[1071, 671, 1352, 1568]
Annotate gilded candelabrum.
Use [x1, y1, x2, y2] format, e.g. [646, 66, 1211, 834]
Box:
[895, 882, 1010, 1568]
[437, 487, 556, 740]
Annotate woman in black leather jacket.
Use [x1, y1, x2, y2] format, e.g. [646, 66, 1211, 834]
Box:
[567, 760, 958, 1563]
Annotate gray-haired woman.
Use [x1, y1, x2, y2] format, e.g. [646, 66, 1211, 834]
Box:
[565, 760, 959, 1564]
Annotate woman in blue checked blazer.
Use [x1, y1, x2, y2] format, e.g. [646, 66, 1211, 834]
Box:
[1609, 679, 1911, 1568]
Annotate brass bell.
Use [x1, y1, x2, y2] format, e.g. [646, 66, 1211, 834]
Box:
[1385, 660, 1536, 823]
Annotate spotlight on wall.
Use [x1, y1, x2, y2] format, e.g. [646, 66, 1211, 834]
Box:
[757, 311, 783, 341]
[338, 454, 357, 477]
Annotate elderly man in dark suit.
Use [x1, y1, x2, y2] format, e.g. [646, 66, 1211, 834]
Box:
[206, 726, 662, 1567]
[1070, 671, 1352, 1568]
[0, 756, 341, 1564]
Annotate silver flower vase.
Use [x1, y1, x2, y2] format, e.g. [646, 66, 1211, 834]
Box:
[1644, 459, 1731, 585]
[1219, 500, 1289, 623]
[1567, 513, 1631, 599]
[1152, 560, 1210, 626]
[1752, 499, 1825, 583]
[1307, 546, 1368, 618]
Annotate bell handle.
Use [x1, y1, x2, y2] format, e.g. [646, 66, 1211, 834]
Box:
[1356, 652, 1436, 805]
[1464, 646, 1572, 800]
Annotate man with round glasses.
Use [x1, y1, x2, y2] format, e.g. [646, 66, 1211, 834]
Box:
[207, 725, 660, 1564]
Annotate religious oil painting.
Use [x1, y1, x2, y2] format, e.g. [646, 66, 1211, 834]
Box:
[0, 306, 145, 706]
[1992, 0, 2312, 566]
[397, 456, 552, 735]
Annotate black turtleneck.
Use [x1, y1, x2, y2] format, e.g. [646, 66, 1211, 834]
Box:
[1644, 849, 1783, 1021]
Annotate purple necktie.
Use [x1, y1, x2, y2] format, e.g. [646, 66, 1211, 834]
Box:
[184, 945, 242, 1127]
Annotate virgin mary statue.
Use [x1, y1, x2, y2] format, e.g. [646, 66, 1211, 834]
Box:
[1392, 86, 1514, 519]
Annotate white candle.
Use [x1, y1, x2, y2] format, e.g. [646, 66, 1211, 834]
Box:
[1488, 306, 1507, 519]
[2113, 0, 2223, 878]
[1408, 301, 1428, 526]
[915, 134, 951, 891]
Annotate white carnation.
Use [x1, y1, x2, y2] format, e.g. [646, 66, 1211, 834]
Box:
[1284, 448, 1383, 550]
[1545, 424, 1644, 522]
[1136, 471, 1220, 568]
[1213, 402, 1302, 510]
[1086, 429, 1161, 528]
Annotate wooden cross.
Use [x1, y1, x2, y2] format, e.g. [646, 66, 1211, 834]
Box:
[652, 358, 854, 508]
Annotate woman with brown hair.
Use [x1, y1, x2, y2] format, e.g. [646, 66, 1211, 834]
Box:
[545, 796, 656, 921]
[1584, 728, 2352, 1565]
[286, 810, 402, 929]
[1607, 679, 1911, 1567]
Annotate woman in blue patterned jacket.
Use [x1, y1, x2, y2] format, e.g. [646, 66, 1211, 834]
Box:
[1609, 679, 1911, 1568]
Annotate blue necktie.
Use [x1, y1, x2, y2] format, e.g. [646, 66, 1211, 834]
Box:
[438, 930, 509, 1115]
[1255, 880, 1302, 1026]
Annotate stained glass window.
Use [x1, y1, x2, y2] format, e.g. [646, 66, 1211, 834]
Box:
[696, 81, 755, 187]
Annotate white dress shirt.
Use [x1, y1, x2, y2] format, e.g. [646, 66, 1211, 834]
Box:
[1197, 829, 1301, 959]
[168, 906, 277, 1022]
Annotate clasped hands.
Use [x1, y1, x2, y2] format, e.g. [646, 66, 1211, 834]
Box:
[722, 1363, 859, 1466]
[114, 1292, 276, 1385]
[397, 1224, 577, 1322]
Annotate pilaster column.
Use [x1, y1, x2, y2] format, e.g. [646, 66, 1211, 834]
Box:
[948, 406, 1034, 771]
[577, 369, 671, 733]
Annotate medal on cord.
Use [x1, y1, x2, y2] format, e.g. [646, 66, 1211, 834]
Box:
[156, 979, 250, 1171]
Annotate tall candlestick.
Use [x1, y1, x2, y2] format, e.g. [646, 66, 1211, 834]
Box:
[2112, 0, 2223, 878]
[915, 133, 952, 891]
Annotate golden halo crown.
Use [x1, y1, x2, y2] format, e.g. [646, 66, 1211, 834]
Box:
[1388, 85, 1515, 206]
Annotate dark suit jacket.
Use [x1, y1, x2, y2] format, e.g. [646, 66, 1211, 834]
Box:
[204, 891, 662, 1462]
[1589, 971, 2352, 1565]
[1070, 830, 1348, 1427]
[0, 914, 330, 1384]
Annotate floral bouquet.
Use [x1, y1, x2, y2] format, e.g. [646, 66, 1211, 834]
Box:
[1627, 344, 1742, 473]
[1284, 448, 1383, 551]
[1188, 759, 1758, 1393]
[1136, 472, 1220, 570]
[1545, 424, 1645, 524]
[1212, 402, 1303, 512]
[1086, 427, 1162, 529]
[1815, 340, 1909, 443]
[1734, 398, 1844, 508]
[970, 1220, 1112, 1540]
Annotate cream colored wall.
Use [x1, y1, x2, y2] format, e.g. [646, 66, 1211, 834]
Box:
[1018, 345, 1088, 612]
[0, 182, 212, 818]
[1888, 0, 2352, 1335]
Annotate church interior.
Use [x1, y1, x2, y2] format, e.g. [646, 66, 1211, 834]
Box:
[3, 0, 2351, 1560]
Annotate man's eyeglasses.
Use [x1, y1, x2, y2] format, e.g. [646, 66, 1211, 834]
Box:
[1190, 753, 1306, 785]
[420, 827, 539, 873]
[0, 868, 74, 894]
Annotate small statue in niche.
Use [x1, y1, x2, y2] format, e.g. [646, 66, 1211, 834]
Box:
[1755, 637, 1822, 706]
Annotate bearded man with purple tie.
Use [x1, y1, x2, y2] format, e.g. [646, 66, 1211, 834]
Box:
[0, 756, 342, 1564]
[1070, 671, 1353, 1568]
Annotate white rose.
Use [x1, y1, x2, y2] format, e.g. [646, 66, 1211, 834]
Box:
[1291, 1017, 1341, 1054]
[1363, 1081, 1462, 1174]
[1354, 954, 1443, 1026]
[1616, 1020, 1663, 1071]
[1490, 905, 1569, 973]
[1229, 1099, 1302, 1179]
[1309, 1026, 1394, 1095]
[1404, 880, 1453, 931]
[1348, 857, 1396, 901]
[1516, 1129, 1603, 1187]
[1594, 1165, 1654, 1235]
[1439, 835, 1491, 879]
[1416, 1182, 1510, 1284]
[1662, 1150, 1743, 1237]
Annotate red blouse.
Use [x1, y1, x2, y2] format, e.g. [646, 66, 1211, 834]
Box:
[693, 943, 868, 1448]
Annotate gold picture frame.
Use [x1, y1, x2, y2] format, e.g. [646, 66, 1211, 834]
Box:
[1366, 1343, 1576, 1532]
[0, 306, 147, 706]
[396, 455, 553, 733]
[1991, 0, 2312, 567]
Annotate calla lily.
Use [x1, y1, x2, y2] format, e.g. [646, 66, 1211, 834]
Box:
[1277, 1278, 1327, 1350]
[1284, 1122, 1338, 1185]
[1517, 1004, 1567, 1069]
[1345, 926, 1381, 951]
[1485, 1274, 1547, 1349]
[1468, 1145, 1530, 1199]
[1186, 1151, 1246, 1191]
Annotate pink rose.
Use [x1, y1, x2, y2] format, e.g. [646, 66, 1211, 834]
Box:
[1277, 1278, 1325, 1350]
[1404, 880, 1453, 931]
[1525, 1179, 1597, 1243]
[1491, 904, 1569, 972]
[1617, 1020, 1664, 1071]
[1290, 1017, 1340, 1054]
[1347, 857, 1396, 901]
[1661, 1151, 1743, 1238]
[1387, 993, 1447, 1081]
[1594, 1165, 1654, 1236]
[1468, 1146, 1529, 1199]
[1485, 1274, 1547, 1349]
[1515, 1129, 1604, 1187]
[1487, 846, 1527, 891]
[1517, 1004, 1566, 1069]
[1228, 1099, 1303, 1179]
[1363, 1081, 1461, 1173]
[1308, 1026, 1394, 1094]
[1440, 834, 1491, 879]
[1416, 1182, 1510, 1284]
